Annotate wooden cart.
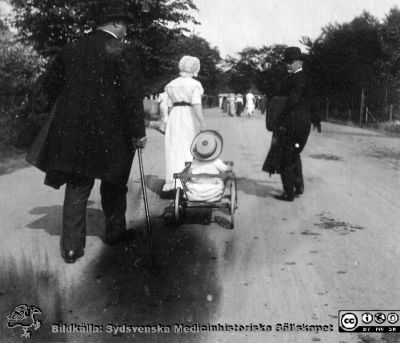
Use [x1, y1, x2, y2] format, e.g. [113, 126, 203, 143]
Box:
[172, 162, 238, 229]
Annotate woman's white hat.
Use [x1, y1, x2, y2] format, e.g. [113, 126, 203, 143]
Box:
[190, 130, 223, 161]
[179, 56, 200, 77]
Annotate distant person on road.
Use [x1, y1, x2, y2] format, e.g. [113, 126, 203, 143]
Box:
[162, 56, 206, 197]
[259, 95, 268, 115]
[245, 91, 255, 116]
[219, 94, 224, 109]
[227, 93, 236, 116]
[26, 7, 147, 263]
[262, 46, 321, 201]
[208, 95, 213, 108]
[222, 95, 227, 113]
[255, 95, 260, 110]
[235, 93, 244, 116]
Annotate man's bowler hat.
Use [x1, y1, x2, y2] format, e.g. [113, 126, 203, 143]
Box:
[283, 47, 304, 63]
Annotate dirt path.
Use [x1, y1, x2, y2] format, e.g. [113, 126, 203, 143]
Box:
[1, 108, 400, 343]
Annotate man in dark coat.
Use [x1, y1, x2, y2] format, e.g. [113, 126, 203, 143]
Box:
[31, 9, 147, 263]
[263, 47, 321, 201]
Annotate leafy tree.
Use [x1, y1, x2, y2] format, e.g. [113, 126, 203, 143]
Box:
[174, 34, 222, 94]
[0, 30, 45, 146]
[255, 45, 287, 97]
[147, 33, 223, 95]
[381, 7, 400, 111]
[9, 0, 199, 92]
[10, 0, 198, 54]
[224, 53, 255, 93]
[4, 0, 224, 148]
[223, 45, 287, 96]
[304, 11, 385, 120]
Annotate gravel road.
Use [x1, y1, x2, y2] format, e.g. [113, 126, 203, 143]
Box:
[1, 108, 399, 343]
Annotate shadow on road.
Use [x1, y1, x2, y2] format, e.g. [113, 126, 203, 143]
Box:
[144, 175, 165, 196]
[0, 253, 67, 343]
[26, 201, 105, 238]
[58, 219, 221, 342]
[323, 128, 390, 138]
[162, 201, 235, 230]
[236, 177, 278, 198]
[5, 215, 221, 342]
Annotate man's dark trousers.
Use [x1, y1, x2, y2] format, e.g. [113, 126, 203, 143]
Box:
[280, 153, 303, 199]
[61, 175, 127, 251]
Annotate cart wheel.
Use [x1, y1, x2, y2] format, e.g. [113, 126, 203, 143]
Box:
[230, 181, 237, 229]
[174, 188, 183, 225]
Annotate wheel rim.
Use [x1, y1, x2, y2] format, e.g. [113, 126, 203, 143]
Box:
[174, 188, 181, 223]
[230, 182, 236, 229]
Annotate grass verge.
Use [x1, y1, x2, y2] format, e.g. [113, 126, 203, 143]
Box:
[0, 143, 29, 176]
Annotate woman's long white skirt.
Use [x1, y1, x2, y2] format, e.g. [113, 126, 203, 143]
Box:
[163, 107, 199, 191]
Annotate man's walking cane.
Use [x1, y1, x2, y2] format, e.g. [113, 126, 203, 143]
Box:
[137, 148, 159, 268]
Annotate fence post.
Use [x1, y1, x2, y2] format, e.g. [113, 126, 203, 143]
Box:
[326, 97, 329, 121]
[390, 104, 393, 122]
[359, 88, 364, 127]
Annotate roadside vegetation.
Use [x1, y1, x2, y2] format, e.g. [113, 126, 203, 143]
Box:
[1, 2, 400, 175]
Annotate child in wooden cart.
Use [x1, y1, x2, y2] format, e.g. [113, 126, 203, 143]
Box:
[185, 130, 232, 202]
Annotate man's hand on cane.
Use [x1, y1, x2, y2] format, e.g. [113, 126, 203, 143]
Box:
[133, 136, 147, 149]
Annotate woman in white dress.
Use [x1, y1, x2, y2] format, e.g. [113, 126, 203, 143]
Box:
[227, 93, 236, 116]
[162, 56, 206, 194]
[245, 91, 255, 116]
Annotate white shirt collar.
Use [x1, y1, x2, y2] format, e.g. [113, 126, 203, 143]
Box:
[100, 29, 118, 40]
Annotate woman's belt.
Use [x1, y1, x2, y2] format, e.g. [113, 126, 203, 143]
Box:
[173, 102, 192, 107]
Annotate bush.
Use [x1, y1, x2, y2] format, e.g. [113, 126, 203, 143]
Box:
[0, 38, 46, 148]
[380, 120, 400, 134]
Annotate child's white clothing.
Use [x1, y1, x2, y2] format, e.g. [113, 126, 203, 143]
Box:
[185, 158, 230, 202]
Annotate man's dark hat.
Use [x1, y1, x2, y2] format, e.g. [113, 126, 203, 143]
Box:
[283, 47, 304, 63]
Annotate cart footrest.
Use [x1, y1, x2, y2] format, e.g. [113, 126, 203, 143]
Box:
[186, 201, 230, 208]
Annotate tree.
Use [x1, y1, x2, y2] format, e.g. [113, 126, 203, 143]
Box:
[0, 22, 45, 146]
[223, 44, 287, 96]
[9, 0, 200, 92]
[173, 34, 222, 94]
[381, 7, 400, 112]
[304, 11, 385, 120]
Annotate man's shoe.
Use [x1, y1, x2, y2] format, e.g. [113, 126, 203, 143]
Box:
[295, 186, 304, 195]
[63, 249, 84, 263]
[274, 193, 294, 202]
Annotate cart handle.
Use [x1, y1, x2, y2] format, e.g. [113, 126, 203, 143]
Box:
[184, 161, 234, 166]
[173, 171, 236, 179]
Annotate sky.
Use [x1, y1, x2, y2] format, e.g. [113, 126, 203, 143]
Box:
[0, 1, 11, 18]
[1, 0, 400, 58]
[190, 0, 400, 57]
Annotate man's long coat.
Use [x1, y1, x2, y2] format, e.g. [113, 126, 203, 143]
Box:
[263, 70, 320, 174]
[27, 30, 145, 187]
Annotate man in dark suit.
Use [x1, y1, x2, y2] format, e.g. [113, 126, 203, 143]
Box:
[33, 9, 147, 263]
[270, 47, 321, 201]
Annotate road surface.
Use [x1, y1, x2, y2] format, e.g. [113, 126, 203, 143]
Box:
[1, 108, 400, 343]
